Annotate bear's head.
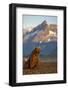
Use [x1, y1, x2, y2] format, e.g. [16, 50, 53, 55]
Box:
[34, 47, 41, 55]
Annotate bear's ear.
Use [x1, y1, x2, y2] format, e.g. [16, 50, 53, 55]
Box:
[32, 48, 36, 54]
[34, 48, 37, 52]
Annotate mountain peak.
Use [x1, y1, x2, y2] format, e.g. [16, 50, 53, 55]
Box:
[32, 20, 48, 32]
[41, 20, 47, 26]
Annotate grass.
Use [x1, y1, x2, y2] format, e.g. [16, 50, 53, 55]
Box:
[23, 60, 57, 75]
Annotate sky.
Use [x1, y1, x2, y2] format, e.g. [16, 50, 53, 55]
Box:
[23, 15, 57, 28]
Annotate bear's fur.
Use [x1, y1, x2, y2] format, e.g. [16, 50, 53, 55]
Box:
[24, 47, 41, 69]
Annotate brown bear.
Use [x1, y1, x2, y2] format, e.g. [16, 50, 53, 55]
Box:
[24, 47, 41, 69]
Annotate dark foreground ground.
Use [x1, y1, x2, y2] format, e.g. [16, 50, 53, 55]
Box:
[23, 60, 57, 75]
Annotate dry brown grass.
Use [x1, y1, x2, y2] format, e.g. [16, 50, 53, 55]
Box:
[23, 61, 57, 75]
